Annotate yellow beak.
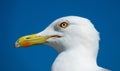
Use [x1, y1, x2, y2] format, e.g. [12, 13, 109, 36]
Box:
[15, 34, 61, 48]
[14, 34, 50, 48]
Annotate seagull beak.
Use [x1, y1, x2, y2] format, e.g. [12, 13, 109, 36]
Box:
[14, 34, 61, 48]
[14, 34, 50, 48]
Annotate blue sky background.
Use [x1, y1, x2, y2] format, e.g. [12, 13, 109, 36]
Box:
[0, 0, 120, 71]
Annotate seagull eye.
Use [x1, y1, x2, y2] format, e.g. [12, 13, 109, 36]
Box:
[58, 22, 68, 28]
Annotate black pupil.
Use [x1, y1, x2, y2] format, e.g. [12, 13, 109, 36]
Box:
[62, 23, 66, 26]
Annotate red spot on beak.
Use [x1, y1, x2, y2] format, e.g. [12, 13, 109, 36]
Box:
[23, 42, 30, 47]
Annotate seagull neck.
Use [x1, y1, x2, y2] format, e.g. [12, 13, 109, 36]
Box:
[60, 43, 99, 65]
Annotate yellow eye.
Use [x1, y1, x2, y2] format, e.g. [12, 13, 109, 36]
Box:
[58, 22, 68, 28]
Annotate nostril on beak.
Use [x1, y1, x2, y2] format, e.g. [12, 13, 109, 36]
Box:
[26, 37, 31, 39]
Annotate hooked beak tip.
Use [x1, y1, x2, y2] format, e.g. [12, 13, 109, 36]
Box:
[14, 42, 20, 48]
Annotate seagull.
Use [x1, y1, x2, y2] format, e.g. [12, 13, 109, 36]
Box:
[15, 16, 110, 71]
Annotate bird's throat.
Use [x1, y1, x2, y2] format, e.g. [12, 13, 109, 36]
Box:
[52, 47, 98, 71]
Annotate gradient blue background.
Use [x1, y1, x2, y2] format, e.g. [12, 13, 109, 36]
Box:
[0, 0, 119, 71]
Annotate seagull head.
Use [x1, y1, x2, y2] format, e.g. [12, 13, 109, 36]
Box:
[15, 16, 99, 52]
